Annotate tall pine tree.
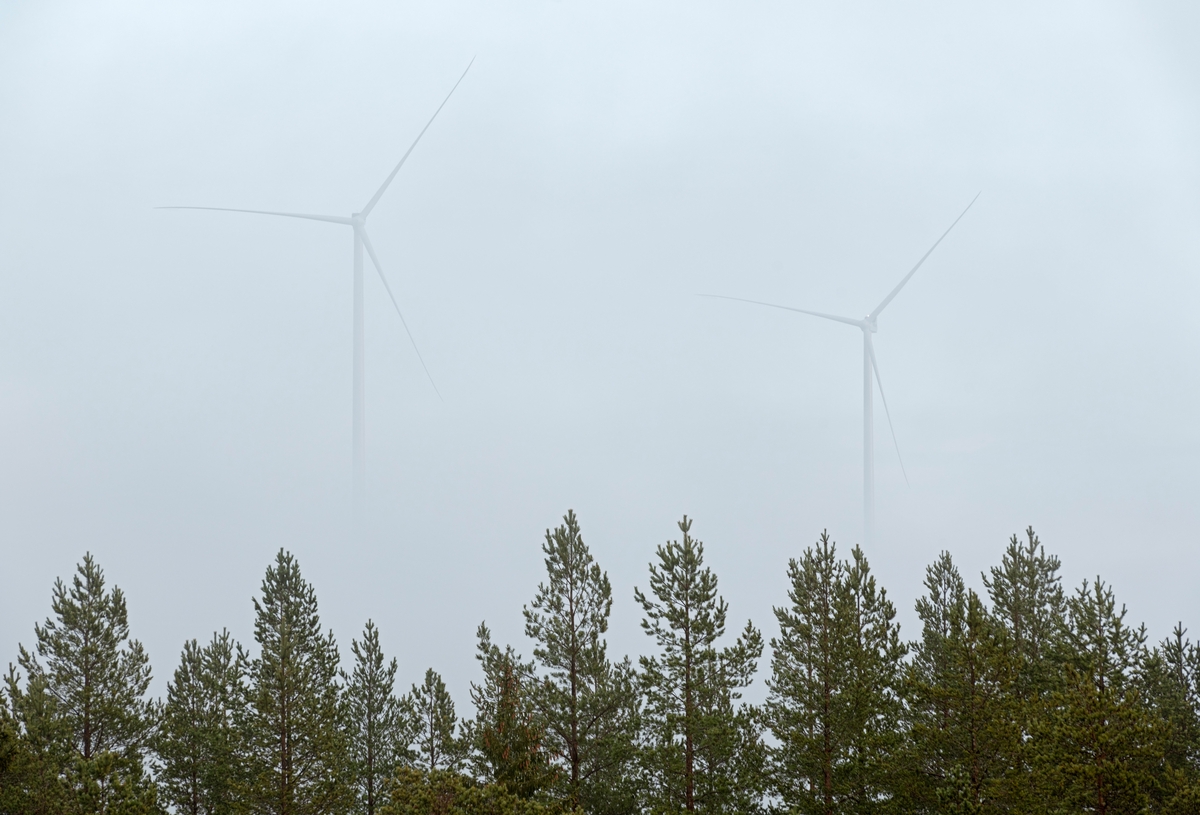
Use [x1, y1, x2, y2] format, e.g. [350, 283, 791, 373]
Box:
[1, 666, 71, 814]
[635, 516, 764, 814]
[524, 510, 639, 814]
[343, 620, 414, 815]
[983, 528, 1065, 701]
[156, 630, 244, 815]
[469, 624, 557, 799]
[241, 549, 350, 815]
[901, 552, 1019, 814]
[409, 668, 464, 773]
[1033, 578, 1161, 815]
[1145, 625, 1200, 811]
[766, 532, 905, 815]
[15, 553, 158, 814]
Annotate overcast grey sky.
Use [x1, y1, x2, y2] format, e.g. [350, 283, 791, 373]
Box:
[2, 1, 1198, 704]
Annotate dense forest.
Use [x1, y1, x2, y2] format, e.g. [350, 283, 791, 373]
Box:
[2, 512, 1198, 815]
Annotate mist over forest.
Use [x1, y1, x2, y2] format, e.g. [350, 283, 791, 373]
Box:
[3, 1, 1200, 813]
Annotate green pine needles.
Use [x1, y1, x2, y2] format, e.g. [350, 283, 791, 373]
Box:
[4, 518, 1200, 815]
[8, 553, 159, 814]
[344, 621, 414, 815]
[636, 516, 765, 814]
[766, 532, 904, 815]
[157, 630, 243, 815]
[524, 511, 639, 815]
[409, 668, 465, 774]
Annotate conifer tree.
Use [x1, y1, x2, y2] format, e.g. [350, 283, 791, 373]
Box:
[980, 528, 1066, 809]
[1, 667, 71, 814]
[469, 624, 557, 799]
[0, 703, 16, 794]
[410, 668, 464, 773]
[1034, 578, 1160, 815]
[344, 620, 414, 815]
[241, 549, 350, 814]
[765, 532, 904, 815]
[901, 552, 1018, 814]
[382, 766, 565, 815]
[1144, 625, 1200, 812]
[635, 516, 764, 814]
[18, 555, 155, 759]
[983, 528, 1065, 699]
[15, 553, 159, 813]
[524, 510, 639, 814]
[156, 630, 244, 815]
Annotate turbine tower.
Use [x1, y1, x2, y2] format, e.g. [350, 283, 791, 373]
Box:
[162, 61, 472, 535]
[704, 195, 977, 547]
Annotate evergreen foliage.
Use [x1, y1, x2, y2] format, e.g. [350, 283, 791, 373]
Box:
[4, 523, 1200, 815]
[983, 528, 1066, 700]
[343, 620, 414, 815]
[381, 767, 575, 815]
[901, 552, 1018, 814]
[523, 510, 639, 815]
[410, 668, 465, 773]
[1145, 625, 1200, 810]
[469, 624, 557, 800]
[980, 527, 1068, 810]
[240, 548, 350, 814]
[1032, 578, 1160, 815]
[766, 531, 905, 815]
[13, 553, 159, 814]
[156, 630, 244, 815]
[1, 667, 72, 814]
[635, 516, 764, 814]
[18, 554, 156, 762]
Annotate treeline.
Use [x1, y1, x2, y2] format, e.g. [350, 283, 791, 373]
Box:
[3, 512, 1199, 815]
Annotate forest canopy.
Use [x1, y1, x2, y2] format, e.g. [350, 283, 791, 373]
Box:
[3, 513, 1199, 815]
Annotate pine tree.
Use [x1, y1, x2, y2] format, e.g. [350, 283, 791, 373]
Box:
[15, 553, 158, 814]
[981, 528, 1066, 809]
[344, 620, 414, 815]
[469, 624, 557, 799]
[1, 667, 71, 814]
[1143, 625, 1200, 812]
[523, 510, 639, 814]
[381, 766, 567, 815]
[765, 532, 904, 815]
[0, 702, 16, 794]
[983, 528, 1065, 700]
[156, 630, 244, 815]
[410, 668, 464, 773]
[241, 549, 350, 815]
[901, 552, 1019, 814]
[635, 516, 764, 814]
[1033, 578, 1161, 815]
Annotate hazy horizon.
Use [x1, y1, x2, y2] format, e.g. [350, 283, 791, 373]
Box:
[2, 0, 1198, 705]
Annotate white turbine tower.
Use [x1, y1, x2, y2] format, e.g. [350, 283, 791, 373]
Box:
[704, 195, 978, 547]
[162, 61, 472, 535]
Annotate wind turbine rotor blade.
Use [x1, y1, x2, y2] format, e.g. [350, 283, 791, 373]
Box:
[360, 230, 443, 401]
[359, 57, 475, 219]
[699, 294, 865, 328]
[869, 191, 980, 320]
[156, 206, 353, 225]
[865, 334, 909, 485]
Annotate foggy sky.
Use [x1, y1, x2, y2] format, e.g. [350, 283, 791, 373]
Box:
[2, 0, 1198, 705]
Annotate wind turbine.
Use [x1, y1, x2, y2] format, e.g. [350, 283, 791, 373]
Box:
[161, 61, 473, 534]
[703, 194, 978, 547]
